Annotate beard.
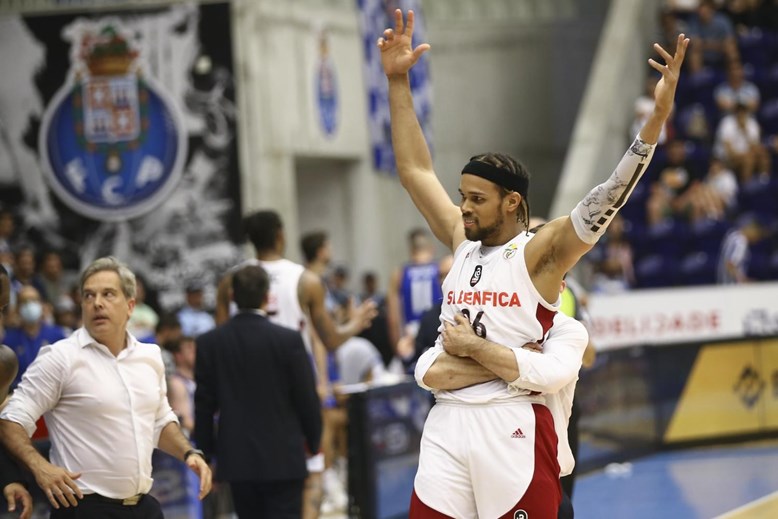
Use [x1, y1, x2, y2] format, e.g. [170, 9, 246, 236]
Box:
[464, 213, 504, 243]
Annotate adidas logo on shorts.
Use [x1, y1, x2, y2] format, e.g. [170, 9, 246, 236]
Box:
[511, 428, 525, 439]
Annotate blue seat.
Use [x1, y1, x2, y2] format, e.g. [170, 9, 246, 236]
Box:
[688, 219, 730, 256]
[680, 251, 717, 285]
[739, 29, 769, 69]
[758, 99, 778, 135]
[635, 253, 680, 289]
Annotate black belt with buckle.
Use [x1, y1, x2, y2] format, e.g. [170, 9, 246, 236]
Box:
[83, 493, 144, 506]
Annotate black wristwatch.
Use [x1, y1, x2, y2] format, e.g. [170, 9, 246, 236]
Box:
[184, 448, 206, 462]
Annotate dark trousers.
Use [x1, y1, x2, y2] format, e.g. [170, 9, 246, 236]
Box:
[558, 490, 574, 519]
[50, 494, 163, 519]
[230, 479, 304, 519]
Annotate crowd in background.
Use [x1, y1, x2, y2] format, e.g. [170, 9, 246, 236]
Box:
[583, 0, 778, 292]
[2, 3, 778, 518]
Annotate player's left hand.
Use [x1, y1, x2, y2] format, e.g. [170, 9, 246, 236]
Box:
[186, 454, 213, 500]
[442, 314, 481, 357]
[650, 34, 690, 117]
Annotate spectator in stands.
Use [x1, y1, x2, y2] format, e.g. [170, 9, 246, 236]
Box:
[35, 250, 70, 306]
[358, 271, 393, 369]
[632, 74, 674, 145]
[53, 295, 78, 335]
[66, 281, 83, 330]
[717, 214, 769, 283]
[326, 265, 351, 312]
[724, 0, 764, 31]
[714, 60, 760, 114]
[9, 245, 44, 306]
[150, 312, 183, 376]
[646, 139, 706, 226]
[589, 214, 636, 293]
[3, 285, 66, 388]
[659, 7, 691, 54]
[703, 157, 740, 215]
[360, 272, 386, 309]
[128, 275, 159, 340]
[0, 210, 17, 286]
[177, 281, 215, 338]
[687, 0, 739, 72]
[167, 336, 197, 437]
[714, 102, 771, 184]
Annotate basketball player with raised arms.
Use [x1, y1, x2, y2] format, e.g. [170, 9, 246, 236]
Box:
[378, 9, 688, 518]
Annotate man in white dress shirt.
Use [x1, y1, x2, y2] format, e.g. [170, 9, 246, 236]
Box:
[0, 257, 212, 518]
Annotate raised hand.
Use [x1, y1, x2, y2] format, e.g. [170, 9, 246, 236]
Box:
[377, 9, 430, 77]
[650, 34, 690, 118]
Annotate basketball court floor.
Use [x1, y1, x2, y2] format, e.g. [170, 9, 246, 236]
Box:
[314, 439, 778, 518]
[573, 439, 778, 519]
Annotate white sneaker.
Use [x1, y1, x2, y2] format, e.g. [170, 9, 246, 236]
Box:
[322, 468, 348, 511]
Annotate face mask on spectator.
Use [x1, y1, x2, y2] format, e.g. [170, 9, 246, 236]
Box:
[19, 301, 43, 323]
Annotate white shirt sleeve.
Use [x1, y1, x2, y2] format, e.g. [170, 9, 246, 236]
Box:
[152, 348, 179, 446]
[508, 314, 588, 394]
[414, 344, 445, 392]
[0, 345, 68, 436]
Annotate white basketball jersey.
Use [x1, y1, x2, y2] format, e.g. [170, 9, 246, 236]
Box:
[231, 257, 307, 335]
[434, 231, 560, 404]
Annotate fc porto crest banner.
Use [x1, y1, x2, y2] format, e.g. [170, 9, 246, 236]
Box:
[0, 3, 241, 307]
[42, 20, 187, 221]
[356, 0, 432, 174]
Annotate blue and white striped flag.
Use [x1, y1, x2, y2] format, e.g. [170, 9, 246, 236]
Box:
[356, 0, 433, 174]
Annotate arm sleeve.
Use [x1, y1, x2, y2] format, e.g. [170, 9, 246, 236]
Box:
[508, 314, 588, 394]
[414, 343, 445, 392]
[0, 345, 67, 436]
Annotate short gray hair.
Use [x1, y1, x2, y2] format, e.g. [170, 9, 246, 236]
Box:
[80, 256, 137, 299]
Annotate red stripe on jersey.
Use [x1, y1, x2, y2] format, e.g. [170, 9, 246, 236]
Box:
[535, 304, 557, 344]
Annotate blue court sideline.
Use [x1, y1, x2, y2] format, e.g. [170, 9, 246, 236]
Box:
[572, 440, 778, 519]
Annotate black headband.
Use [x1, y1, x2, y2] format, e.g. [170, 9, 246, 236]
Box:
[461, 161, 528, 197]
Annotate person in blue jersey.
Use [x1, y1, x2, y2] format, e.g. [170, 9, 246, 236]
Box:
[387, 228, 443, 354]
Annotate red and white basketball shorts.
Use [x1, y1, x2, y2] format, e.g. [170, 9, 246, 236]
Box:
[411, 401, 561, 518]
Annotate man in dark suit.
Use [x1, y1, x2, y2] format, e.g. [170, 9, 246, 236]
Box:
[194, 264, 322, 519]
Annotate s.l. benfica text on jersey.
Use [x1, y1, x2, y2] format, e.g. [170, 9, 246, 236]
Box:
[430, 231, 560, 404]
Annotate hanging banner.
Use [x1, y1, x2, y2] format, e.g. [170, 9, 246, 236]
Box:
[0, 2, 242, 308]
[356, 0, 432, 174]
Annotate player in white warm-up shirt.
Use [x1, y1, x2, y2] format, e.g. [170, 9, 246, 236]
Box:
[378, 9, 687, 517]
